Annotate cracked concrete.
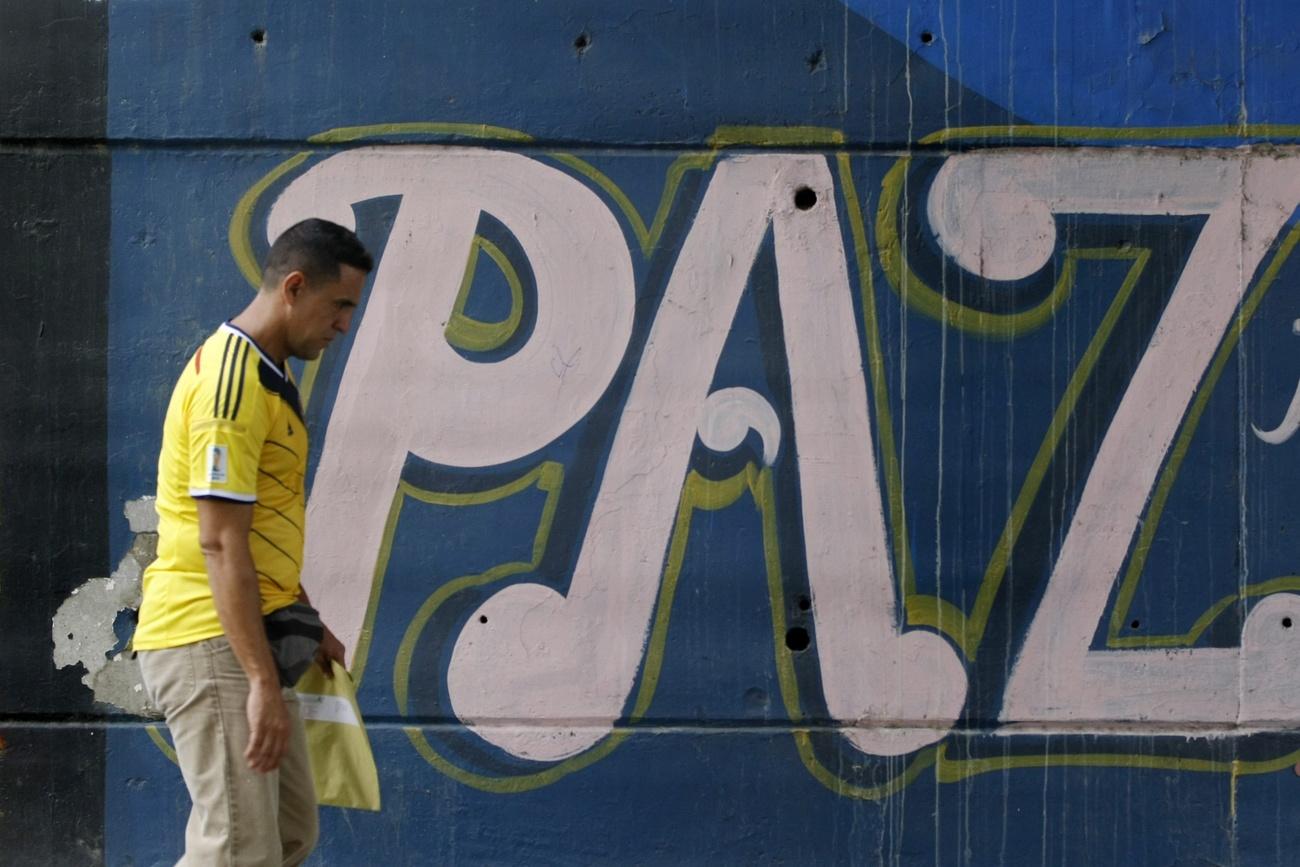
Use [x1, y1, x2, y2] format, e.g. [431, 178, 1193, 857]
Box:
[52, 496, 160, 717]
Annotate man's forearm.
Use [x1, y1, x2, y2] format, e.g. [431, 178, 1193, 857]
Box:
[206, 545, 279, 687]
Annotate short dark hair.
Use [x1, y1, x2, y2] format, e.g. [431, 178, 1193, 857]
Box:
[262, 218, 374, 289]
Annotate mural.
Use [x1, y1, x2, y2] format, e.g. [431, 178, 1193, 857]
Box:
[95, 127, 1300, 863]
[9, 0, 1300, 863]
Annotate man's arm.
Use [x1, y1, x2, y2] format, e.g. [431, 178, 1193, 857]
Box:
[196, 497, 290, 773]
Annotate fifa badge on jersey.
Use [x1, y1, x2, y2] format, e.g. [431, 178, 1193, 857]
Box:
[207, 444, 229, 484]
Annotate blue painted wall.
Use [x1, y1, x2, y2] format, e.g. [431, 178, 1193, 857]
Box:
[8, 1, 1300, 863]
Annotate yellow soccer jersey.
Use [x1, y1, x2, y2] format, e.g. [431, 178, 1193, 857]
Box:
[134, 323, 309, 649]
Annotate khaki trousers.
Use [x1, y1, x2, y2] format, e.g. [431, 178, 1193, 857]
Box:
[139, 636, 318, 866]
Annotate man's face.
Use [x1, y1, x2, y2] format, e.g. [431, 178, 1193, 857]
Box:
[284, 264, 367, 360]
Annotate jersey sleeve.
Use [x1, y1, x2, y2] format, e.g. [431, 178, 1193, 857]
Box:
[186, 336, 270, 502]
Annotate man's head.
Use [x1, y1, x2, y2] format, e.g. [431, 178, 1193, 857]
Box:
[261, 219, 374, 360]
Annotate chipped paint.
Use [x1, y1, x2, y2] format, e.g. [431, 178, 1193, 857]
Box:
[52, 499, 157, 717]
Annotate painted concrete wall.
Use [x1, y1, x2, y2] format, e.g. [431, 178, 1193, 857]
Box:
[7, 1, 1300, 863]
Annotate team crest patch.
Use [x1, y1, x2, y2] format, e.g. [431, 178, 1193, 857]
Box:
[207, 444, 229, 484]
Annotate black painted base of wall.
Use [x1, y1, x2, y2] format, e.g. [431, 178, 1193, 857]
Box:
[1, 3, 110, 863]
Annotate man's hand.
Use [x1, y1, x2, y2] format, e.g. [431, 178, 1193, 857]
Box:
[245, 678, 291, 772]
[315, 624, 346, 677]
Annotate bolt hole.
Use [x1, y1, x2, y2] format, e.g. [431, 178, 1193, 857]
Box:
[920, 30, 934, 45]
[250, 28, 266, 45]
[1284, 617, 1293, 629]
[785, 626, 811, 652]
[1130, 619, 1141, 630]
[797, 594, 812, 612]
[573, 32, 591, 54]
[794, 187, 818, 210]
[479, 615, 488, 624]
[67, 633, 74, 640]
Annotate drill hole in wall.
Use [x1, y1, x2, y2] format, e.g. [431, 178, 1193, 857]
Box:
[1284, 616, 1293, 629]
[479, 615, 488, 624]
[1130, 619, 1141, 630]
[794, 187, 817, 210]
[920, 30, 934, 45]
[250, 28, 267, 45]
[785, 626, 811, 652]
[797, 594, 812, 612]
[573, 32, 591, 54]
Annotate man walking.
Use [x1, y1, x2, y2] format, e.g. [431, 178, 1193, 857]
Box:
[133, 218, 373, 865]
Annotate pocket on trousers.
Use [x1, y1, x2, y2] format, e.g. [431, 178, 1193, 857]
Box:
[137, 647, 196, 719]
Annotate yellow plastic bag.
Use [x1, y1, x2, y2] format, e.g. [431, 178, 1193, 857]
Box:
[295, 660, 382, 811]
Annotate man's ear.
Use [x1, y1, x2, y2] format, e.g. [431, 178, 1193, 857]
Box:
[280, 270, 307, 305]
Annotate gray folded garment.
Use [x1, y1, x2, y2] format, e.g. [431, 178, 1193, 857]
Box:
[263, 601, 324, 688]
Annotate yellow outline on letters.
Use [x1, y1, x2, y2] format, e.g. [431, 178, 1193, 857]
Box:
[445, 235, 526, 352]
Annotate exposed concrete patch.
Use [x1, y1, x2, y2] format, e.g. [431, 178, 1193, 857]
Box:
[52, 497, 159, 717]
[124, 495, 159, 534]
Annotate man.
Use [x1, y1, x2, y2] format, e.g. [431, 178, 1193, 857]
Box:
[133, 218, 373, 865]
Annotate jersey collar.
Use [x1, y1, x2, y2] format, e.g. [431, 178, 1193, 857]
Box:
[220, 322, 286, 380]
